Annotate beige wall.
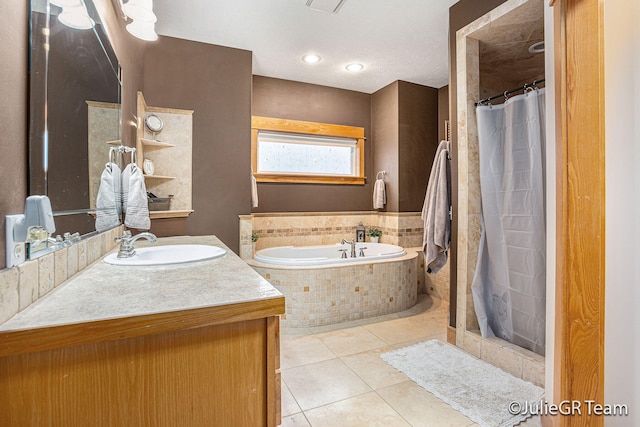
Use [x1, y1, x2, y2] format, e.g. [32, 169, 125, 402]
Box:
[604, 0, 640, 423]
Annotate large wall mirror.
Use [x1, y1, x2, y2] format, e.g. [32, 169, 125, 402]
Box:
[29, 0, 122, 249]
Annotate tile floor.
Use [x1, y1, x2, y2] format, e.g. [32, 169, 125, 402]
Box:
[279, 294, 541, 427]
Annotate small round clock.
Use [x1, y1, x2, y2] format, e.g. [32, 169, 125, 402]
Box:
[144, 113, 164, 133]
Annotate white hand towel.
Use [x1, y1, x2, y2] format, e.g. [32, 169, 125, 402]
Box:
[373, 178, 386, 209]
[122, 163, 151, 230]
[251, 173, 259, 208]
[95, 162, 121, 232]
[121, 163, 130, 215]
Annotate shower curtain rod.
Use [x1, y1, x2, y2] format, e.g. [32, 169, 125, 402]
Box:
[474, 78, 545, 107]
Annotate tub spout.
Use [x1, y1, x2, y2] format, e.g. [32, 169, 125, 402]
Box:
[341, 239, 357, 258]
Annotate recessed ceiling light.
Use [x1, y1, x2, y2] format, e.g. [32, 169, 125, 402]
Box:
[345, 63, 364, 72]
[528, 41, 545, 53]
[302, 54, 322, 64]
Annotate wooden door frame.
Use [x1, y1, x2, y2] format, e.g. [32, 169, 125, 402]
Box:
[549, 0, 606, 426]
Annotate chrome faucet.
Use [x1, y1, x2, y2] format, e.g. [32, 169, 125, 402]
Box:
[341, 238, 357, 258]
[115, 230, 157, 258]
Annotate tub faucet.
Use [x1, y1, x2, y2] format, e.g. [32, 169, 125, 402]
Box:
[341, 239, 357, 258]
[115, 230, 157, 258]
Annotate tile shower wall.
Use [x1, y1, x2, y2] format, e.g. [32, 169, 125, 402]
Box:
[0, 226, 124, 324]
[454, 0, 545, 387]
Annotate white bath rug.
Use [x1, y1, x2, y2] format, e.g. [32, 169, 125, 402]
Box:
[381, 340, 544, 427]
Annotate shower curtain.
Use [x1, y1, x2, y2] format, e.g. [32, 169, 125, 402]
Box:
[472, 88, 546, 355]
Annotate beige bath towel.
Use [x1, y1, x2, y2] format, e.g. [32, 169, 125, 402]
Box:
[251, 172, 259, 208]
[373, 178, 386, 209]
[422, 140, 451, 274]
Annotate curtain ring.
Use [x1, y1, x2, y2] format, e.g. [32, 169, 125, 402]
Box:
[503, 90, 510, 101]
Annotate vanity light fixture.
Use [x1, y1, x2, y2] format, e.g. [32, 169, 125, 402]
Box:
[345, 63, 364, 72]
[119, 0, 158, 41]
[53, 0, 95, 30]
[58, 4, 95, 30]
[302, 54, 322, 64]
[528, 41, 545, 53]
[126, 20, 158, 41]
[50, 0, 82, 7]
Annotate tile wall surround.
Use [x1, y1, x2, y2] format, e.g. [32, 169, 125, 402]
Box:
[239, 211, 424, 261]
[240, 213, 450, 302]
[0, 226, 124, 325]
[455, 0, 544, 386]
[250, 253, 418, 328]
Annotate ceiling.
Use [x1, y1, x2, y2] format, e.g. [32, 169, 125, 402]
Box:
[153, 0, 459, 94]
[474, 0, 545, 89]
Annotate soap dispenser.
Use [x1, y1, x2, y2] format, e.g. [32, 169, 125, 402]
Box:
[356, 222, 366, 242]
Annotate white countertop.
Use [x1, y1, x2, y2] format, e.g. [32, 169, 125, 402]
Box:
[0, 235, 283, 333]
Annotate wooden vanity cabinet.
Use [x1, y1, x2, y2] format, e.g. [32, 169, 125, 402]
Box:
[0, 310, 282, 426]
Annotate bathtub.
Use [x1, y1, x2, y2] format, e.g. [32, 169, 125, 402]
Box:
[248, 243, 418, 327]
[254, 242, 406, 266]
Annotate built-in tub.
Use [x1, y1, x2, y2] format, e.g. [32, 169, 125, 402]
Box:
[254, 242, 406, 266]
[248, 243, 418, 327]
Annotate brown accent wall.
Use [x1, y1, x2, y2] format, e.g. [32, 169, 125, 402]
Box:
[398, 81, 438, 212]
[372, 82, 400, 211]
[0, 1, 29, 269]
[143, 37, 252, 254]
[448, 0, 507, 326]
[372, 81, 438, 213]
[438, 85, 449, 142]
[251, 76, 373, 212]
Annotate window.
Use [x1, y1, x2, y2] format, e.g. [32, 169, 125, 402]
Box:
[251, 116, 366, 185]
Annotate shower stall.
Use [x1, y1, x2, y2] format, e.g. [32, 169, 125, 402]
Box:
[453, 0, 547, 385]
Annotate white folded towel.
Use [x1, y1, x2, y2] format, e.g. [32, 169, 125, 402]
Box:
[95, 162, 121, 232]
[122, 163, 151, 230]
[251, 173, 259, 208]
[373, 178, 386, 209]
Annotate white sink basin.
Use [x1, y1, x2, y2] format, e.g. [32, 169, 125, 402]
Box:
[104, 244, 226, 266]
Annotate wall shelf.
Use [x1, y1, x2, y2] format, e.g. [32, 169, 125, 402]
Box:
[149, 210, 194, 219]
[143, 174, 175, 180]
[140, 138, 176, 148]
[136, 91, 193, 225]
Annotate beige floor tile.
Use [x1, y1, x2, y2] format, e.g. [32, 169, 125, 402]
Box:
[377, 381, 476, 427]
[280, 413, 311, 427]
[281, 381, 302, 417]
[308, 319, 362, 334]
[363, 316, 443, 345]
[304, 392, 411, 427]
[316, 326, 387, 357]
[280, 334, 337, 369]
[281, 358, 372, 411]
[281, 326, 313, 336]
[341, 346, 409, 390]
